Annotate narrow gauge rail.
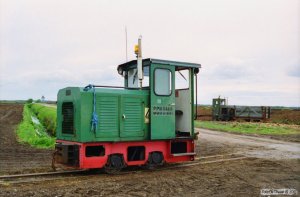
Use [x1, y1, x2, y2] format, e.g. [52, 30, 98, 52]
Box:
[0, 154, 248, 185]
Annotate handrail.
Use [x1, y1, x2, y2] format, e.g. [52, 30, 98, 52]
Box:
[194, 73, 198, 120]
[84, 84, 149, 90]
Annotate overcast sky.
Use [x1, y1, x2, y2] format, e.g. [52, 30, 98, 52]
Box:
[0, 0, 299, 106]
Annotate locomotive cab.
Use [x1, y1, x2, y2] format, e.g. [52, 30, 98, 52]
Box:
[54, 58, 201, 172]
[117, 59, 200, 140]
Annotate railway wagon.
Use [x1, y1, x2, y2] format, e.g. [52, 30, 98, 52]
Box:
[212, 97, 271, 121]
[54, 56, 200, 173]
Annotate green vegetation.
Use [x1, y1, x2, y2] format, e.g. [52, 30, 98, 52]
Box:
[26, 98, 33, 104]
[195, 121, 300, 135]
[30, 104, 57, 136]
[17, 104, 55, 148]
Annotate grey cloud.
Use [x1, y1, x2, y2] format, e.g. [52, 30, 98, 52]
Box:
[212, 65, 253, 80]
[287, 64, 300, 78]
[0, 0, 299, 106]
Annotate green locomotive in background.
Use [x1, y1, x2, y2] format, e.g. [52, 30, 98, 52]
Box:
[212, 97, 271, 122]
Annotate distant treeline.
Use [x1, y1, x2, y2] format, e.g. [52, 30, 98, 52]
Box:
[0, 100, 57, 104]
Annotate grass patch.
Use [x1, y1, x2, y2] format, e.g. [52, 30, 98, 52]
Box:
[195, 121, 300, 135]
[16, 104, 55, 148]
[30, 103, 57, 136]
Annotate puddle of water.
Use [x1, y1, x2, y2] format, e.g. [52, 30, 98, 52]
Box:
[35, 129, 42, 136]
[31, 116, 41, 125]
[31, 115, 49, 137]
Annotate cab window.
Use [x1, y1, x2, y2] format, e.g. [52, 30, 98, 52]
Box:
[127, 66, 149, 88]
[154, 68, 171, 96]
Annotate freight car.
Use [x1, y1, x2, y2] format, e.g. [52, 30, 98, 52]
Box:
[212, 97, 271, 121]
[53, 39, 201, 173]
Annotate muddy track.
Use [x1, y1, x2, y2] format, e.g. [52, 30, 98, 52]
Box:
[0, 104, 53, 175]
[0, 154, 247, 185]
[196, 128, 300, 159]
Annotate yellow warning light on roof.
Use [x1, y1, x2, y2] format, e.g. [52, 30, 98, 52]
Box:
[134, 45, 139, 55]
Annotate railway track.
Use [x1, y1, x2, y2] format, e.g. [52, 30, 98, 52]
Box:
[0, 154, 248, 185]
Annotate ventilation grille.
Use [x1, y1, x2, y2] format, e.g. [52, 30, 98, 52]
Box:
[62, 102, 74, 134]
[96, 96, 119, 133]
[123, 98, 142, 133]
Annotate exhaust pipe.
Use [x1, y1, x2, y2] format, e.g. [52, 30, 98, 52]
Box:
[135, 36, 143, 88]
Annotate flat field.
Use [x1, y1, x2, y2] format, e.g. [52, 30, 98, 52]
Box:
[0, 103, 299, 197]
[0, 104, 52, 175]
[195, 121, 300, 142]
[196, 106, 300, 125]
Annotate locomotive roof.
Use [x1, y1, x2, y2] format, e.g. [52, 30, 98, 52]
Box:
[117, 58, 201, 72]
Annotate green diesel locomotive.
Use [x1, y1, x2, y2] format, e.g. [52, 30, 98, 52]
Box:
[54, 43, 200, 172]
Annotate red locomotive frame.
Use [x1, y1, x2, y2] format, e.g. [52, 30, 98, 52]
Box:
[56, 139, 195, 169]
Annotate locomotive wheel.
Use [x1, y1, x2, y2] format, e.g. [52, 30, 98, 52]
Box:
[104, 154, 125, 174]
[144, 152, 164, 170]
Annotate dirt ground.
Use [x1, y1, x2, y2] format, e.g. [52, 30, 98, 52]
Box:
[0, 104, 299, 197]
[271, 109, 300, 125]
[0, 104, 53, 175]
